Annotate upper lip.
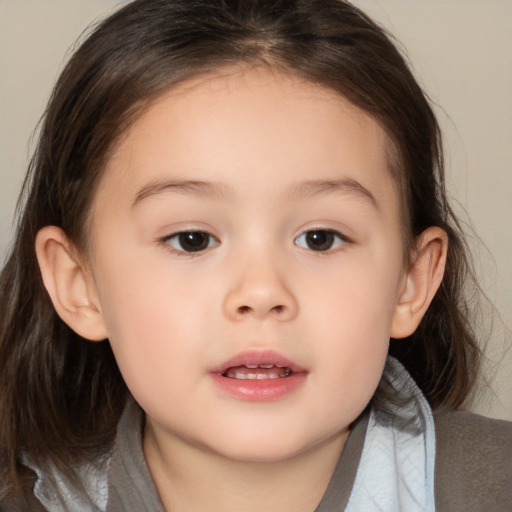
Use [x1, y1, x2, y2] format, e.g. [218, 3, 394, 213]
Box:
[210, 349, 307, 375]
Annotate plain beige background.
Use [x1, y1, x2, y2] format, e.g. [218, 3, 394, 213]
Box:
[0, 0, 511, 420]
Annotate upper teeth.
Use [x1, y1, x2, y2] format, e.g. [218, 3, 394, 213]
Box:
[222, 365, 292, 380]
[233, 373, 280, 380]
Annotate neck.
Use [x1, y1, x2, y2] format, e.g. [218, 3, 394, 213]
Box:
[143, 421, 348, 512]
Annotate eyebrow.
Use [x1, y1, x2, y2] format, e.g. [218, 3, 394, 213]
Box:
[132, 176, 378, 209]
[288, 178, 378, 208]
[133, 179, 230, 206]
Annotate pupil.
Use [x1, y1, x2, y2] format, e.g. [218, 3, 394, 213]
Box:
[179, 232, 208, 252]
[306, 231, 334, 251]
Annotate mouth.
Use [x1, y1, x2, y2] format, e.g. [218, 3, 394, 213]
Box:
[212, 350, 305, 379]
[210, 350, 307, 400]
[221, 364, 293, 380]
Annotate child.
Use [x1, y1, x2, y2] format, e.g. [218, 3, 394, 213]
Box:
[0, 0, 510, 510]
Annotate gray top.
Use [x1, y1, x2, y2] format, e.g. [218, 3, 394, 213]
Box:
[104, 400, 369, 512]
[433, 409, 512, 511]
[104, 401, 512, 511]
[3, 364, 512, 511]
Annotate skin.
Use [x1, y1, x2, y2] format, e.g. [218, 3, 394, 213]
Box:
[36, 67, 447, 511]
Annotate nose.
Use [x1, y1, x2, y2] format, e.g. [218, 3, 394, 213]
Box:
[222, 253, 298, 322]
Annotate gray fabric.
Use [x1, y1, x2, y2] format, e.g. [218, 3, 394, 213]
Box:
[434, 410, 512, 511]
[106, 401, 165, 512]
[103, 398, 368, 512]
[24, 453, 108, 512]
[104, 357, 437, 512]
[104, 402, 369, 512]
[3, 371, 511, 511]
[75, 402, 512, 512]
[104, 390, 512, 512]
[314, 409, 369, 511]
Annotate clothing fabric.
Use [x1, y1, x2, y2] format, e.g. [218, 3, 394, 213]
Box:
[433, 409, 512, 511]
[345, 359, 436, 511]
[5, 357, 512, 511]
[103, 358, 437, 512]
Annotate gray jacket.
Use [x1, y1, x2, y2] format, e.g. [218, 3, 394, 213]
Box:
[3, 402, 511, 511]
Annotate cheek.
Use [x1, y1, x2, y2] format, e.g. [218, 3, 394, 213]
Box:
[304, 247, 402, 335]
[301, 250, 402, 399]
[92, 252, 210, 390]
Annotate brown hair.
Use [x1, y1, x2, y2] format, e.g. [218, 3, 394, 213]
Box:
[0, 0, 480, 498]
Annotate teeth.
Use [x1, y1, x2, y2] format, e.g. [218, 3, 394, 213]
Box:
[226, 372, 281, 380]
[223, 366, 292, 380]
[242, 364, 275, 369]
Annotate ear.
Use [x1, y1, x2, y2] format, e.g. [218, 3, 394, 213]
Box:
[390, 227, 448, 339]
[35, 226, 108, 341]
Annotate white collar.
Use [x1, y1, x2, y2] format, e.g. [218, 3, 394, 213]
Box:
[345, 357, 436, 511]
[27, 357, 435, 512]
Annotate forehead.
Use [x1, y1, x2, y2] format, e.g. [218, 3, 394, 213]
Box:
[92, 67, 398, 218]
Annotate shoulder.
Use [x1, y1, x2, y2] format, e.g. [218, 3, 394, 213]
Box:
[433, 409, 512, 511]
[0, 495, 46, 512]
[0, 463, 46, 512]
[0, 482, 46, 512]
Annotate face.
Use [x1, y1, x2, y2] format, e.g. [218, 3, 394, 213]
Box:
[86, 68, 407, 462]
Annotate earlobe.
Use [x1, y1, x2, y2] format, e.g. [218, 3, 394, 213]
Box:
[390, 227, 448, 339]
[35, 226, 108, 341]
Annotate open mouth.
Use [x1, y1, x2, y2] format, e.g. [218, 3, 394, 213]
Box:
[211, 351, 306, 400]
[222, 364, 293, 380]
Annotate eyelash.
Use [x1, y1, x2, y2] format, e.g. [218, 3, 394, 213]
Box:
[160, 228, 351, 255]
[161, 231, 220, 255]
[294, 229, 350, 253]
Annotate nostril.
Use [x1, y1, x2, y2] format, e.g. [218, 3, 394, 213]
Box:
[236, 305, 284, 315]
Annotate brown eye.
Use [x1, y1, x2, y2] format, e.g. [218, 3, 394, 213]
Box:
[295, 230, 345, 252]
[166, 231, 219, 253]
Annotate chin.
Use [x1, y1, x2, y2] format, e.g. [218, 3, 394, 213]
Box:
[214, 445, 306, 464]
[201, 428, 335, 464]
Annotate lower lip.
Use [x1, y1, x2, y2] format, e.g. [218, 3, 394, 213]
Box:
[210, 372, 307, 401]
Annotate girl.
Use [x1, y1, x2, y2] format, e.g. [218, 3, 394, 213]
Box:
[0, 1, 510, 511]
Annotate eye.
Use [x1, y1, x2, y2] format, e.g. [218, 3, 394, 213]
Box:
[294, 229, 347, 252]
[164, 231, 219, 253]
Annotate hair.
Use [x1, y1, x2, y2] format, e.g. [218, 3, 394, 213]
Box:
[0, 0, 481, 499]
